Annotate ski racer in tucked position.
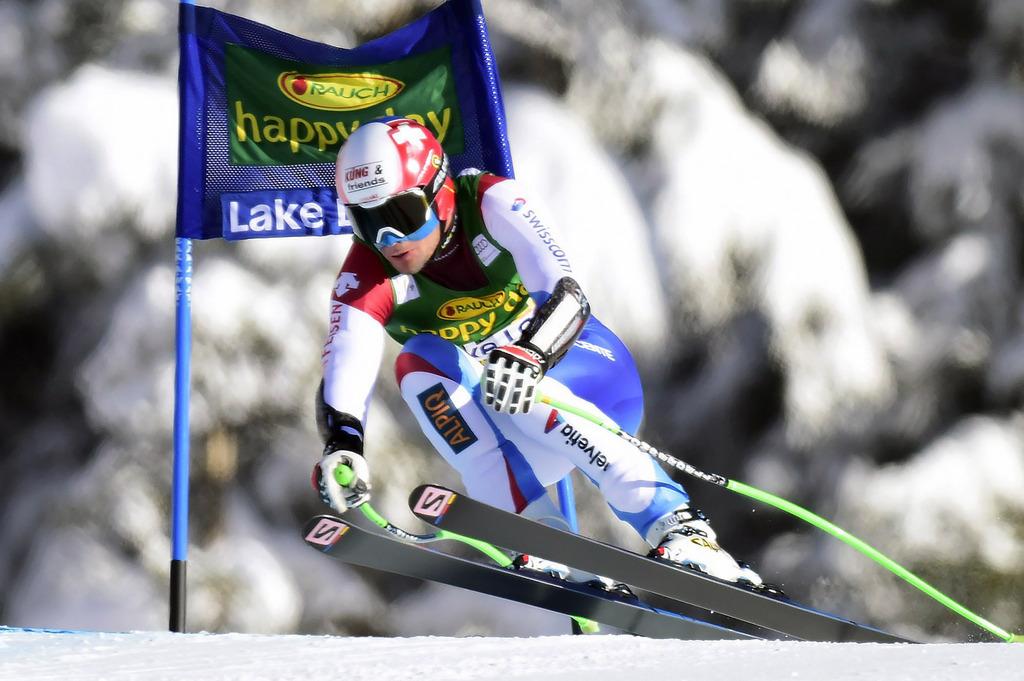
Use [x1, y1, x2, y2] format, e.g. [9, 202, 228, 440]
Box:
[314, 117, 762, 587]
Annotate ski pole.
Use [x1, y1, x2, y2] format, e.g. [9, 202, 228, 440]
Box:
[538, 393, 1024, 643]
[333, 465, 601, 634]
[333, 464, 512, 566]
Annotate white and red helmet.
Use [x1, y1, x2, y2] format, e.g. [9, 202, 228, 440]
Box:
[336, 118, 454, 246]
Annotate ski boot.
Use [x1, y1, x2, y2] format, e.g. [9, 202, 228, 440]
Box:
[646, 507, 763, 587]
[512, 553, 635, 598]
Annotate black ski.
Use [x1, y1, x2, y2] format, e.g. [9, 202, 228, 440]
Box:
[408, 484, 914, 643]
[302, 514, 757, 640]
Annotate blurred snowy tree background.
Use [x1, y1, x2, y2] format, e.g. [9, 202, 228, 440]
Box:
[1, 0, 1022, 642]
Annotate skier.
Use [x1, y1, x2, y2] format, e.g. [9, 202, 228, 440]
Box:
[314, 117, 761, 587]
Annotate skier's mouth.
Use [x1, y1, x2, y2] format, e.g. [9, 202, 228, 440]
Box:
[388, 249, 413, 262]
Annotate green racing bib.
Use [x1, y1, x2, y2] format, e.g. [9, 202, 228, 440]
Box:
[370, 173, 536, 355]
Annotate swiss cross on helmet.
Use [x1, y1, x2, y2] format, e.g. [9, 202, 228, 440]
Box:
[336, 118, 453, 248]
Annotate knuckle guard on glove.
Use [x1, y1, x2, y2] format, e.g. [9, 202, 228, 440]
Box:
[484, 345, 544, 415]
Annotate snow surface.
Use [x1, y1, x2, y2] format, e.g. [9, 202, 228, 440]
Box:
[2, 629, 1022, 681]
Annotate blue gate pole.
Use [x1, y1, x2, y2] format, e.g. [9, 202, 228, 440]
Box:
[557, 474, 579, 635]
[170, 236, 193, 632]
[556, 477, 578, 533]
[171, 0, 196, 634]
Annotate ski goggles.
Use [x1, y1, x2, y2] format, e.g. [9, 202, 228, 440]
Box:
[346, 188, 440, 249]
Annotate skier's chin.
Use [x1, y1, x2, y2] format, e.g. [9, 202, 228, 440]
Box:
[388, 254, 424, 274]
[384, 246, 429, 274]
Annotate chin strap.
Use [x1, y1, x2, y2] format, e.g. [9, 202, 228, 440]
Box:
[518, 277, 590, 369]
[427, 155, 456, 258]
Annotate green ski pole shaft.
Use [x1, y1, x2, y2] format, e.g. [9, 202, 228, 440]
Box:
[539, 394, 1023, 643]
[333, 465, 512, 566]
[333, 465, 599, 633]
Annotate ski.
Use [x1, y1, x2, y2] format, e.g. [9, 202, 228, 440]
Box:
[302, 514, 758, 640]
[408, 484, 915, 643]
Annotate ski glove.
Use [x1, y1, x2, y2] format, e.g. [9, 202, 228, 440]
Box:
[484, 344, 546, 415]
[313, 450, 371, 513]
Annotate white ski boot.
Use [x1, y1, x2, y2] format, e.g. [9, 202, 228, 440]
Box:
[646, 507, 763, 587]
[511, 553, 633, 596]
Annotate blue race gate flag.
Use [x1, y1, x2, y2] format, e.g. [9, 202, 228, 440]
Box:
[177, 0, 514, 241]
[171, 0, 520, 633]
